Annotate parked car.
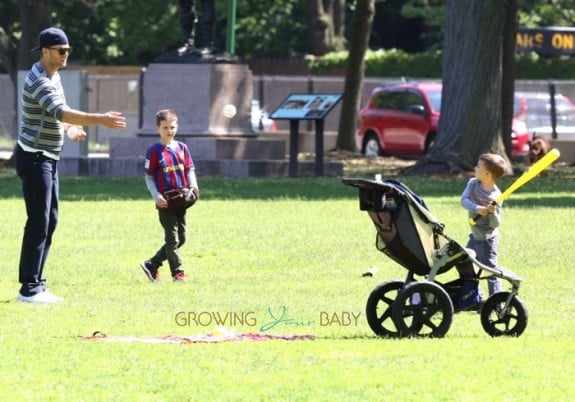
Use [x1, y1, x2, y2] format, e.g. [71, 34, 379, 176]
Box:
[357, 82, 530, 158]
[514, 91, 575, 140]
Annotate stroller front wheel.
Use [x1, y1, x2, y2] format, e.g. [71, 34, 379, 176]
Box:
[365, 280, 405, 338]
[392, 282, 454, 338]
[480, 292, 528, 337]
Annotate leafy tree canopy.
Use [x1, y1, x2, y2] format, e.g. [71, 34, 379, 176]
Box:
[1, 0, 573, 71]
[398, 0, 575, 51]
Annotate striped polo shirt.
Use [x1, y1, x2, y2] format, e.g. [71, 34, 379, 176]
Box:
[18, 62, 68, 160]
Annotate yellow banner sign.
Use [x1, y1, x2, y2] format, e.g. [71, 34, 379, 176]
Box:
[517, 27, 575, 56]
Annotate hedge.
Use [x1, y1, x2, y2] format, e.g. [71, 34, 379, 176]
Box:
[307, 49, 575, 80]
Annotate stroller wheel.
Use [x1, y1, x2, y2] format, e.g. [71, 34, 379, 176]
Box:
[365, 280, 404, 338]
[392, 282, 454, 338]
[480, 292, 528, 337]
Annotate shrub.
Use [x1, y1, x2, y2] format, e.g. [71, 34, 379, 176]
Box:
[308, 49, 575, 79]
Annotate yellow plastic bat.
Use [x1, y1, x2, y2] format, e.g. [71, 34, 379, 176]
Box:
[470, 148, 560, 225]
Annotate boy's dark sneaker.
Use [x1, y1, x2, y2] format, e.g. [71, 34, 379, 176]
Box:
[457, 278, 482, 311]
[140, 260, 159, 282]
[458, 288, 481, 311]
[173, 271, 185, 282]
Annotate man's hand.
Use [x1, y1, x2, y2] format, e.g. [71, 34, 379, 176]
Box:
[102, 111, 126, 129]
[66, 125, 87, 142]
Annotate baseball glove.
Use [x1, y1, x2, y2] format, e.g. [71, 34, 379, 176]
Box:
[163, 188, 197, 210]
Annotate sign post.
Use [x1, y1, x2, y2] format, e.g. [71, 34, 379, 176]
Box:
[270, 93, 343, 177]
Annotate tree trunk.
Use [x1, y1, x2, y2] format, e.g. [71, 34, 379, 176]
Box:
[405, 0, 509, 175]
[0, 0, 52, 84]
[306, 0, 347, 55]
[0, 27, 17, 83]
[501, 0, 519, 158]
[0, 0, 20, 85]
[2, 0, 52, 166]
[18, 0, 52, 72]
[336, 0, 375, 152]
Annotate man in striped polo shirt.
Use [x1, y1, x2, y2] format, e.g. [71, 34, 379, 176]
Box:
[15, 27, 126, 304]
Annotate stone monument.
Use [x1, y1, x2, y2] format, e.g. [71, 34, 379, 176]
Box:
[116, 22, 293, 176]
[106, 4, 342, 177]
[137, 62, 254, 137]
[137, 0, 252, 137]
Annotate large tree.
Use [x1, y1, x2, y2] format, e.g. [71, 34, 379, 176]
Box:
[405, 0, 516, 175]
[0, 0, 52, 166]
[0, 0, 51, 85]
[501, 0, 519, 157]
[306, 0, 347, 55]
[336, 0, 375, 151]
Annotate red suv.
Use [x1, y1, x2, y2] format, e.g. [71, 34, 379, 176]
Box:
[357, 81, 530, 158]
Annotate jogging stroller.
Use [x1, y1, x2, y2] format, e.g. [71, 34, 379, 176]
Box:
[343, 177, 528, 338]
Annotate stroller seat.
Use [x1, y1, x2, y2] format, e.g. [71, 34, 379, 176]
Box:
[344, 177, 465, 278]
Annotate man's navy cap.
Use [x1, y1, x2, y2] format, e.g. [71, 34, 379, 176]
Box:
[31, 27, 69, 51]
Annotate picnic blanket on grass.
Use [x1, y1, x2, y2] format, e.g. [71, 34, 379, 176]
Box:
[82, 331, 314, 344]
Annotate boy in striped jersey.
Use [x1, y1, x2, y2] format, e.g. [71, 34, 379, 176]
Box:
[140, 109, 200, 282]
[15, 27, 126, 304]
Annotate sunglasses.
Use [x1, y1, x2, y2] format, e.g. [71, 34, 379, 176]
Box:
[47, 47, 73, 55]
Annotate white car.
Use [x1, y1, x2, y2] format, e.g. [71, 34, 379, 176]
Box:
[251, 100, 277, 132]
[515, 92, 575, 140]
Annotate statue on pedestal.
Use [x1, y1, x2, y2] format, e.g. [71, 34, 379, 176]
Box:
[177, 0, 216, 57]
[154, 0, 238, 63]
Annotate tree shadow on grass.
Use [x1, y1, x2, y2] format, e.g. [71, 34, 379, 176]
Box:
[0, 172, 359, 201]
[1, 167, 574, 207]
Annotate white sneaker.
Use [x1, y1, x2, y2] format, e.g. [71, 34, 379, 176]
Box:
[17, 290, 63, 304]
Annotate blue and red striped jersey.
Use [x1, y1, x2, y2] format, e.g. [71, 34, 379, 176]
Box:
[145, 141, 194, 193]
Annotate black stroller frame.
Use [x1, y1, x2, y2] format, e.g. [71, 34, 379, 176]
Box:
[343, 177, 528, 338]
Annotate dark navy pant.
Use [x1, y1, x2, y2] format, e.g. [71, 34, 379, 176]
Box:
[15, 145, 59, 296]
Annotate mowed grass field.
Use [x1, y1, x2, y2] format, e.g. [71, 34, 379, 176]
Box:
[0, 165, 574, 401]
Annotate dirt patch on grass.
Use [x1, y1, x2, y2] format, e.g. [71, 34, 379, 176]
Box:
[300, 149, 416, 177]
[302, 149, 575, 179]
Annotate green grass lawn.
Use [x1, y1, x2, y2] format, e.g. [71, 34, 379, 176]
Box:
[0, 169, 574, 401]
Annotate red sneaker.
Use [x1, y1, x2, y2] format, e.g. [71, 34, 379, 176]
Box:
[173, 271, 185, 282]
